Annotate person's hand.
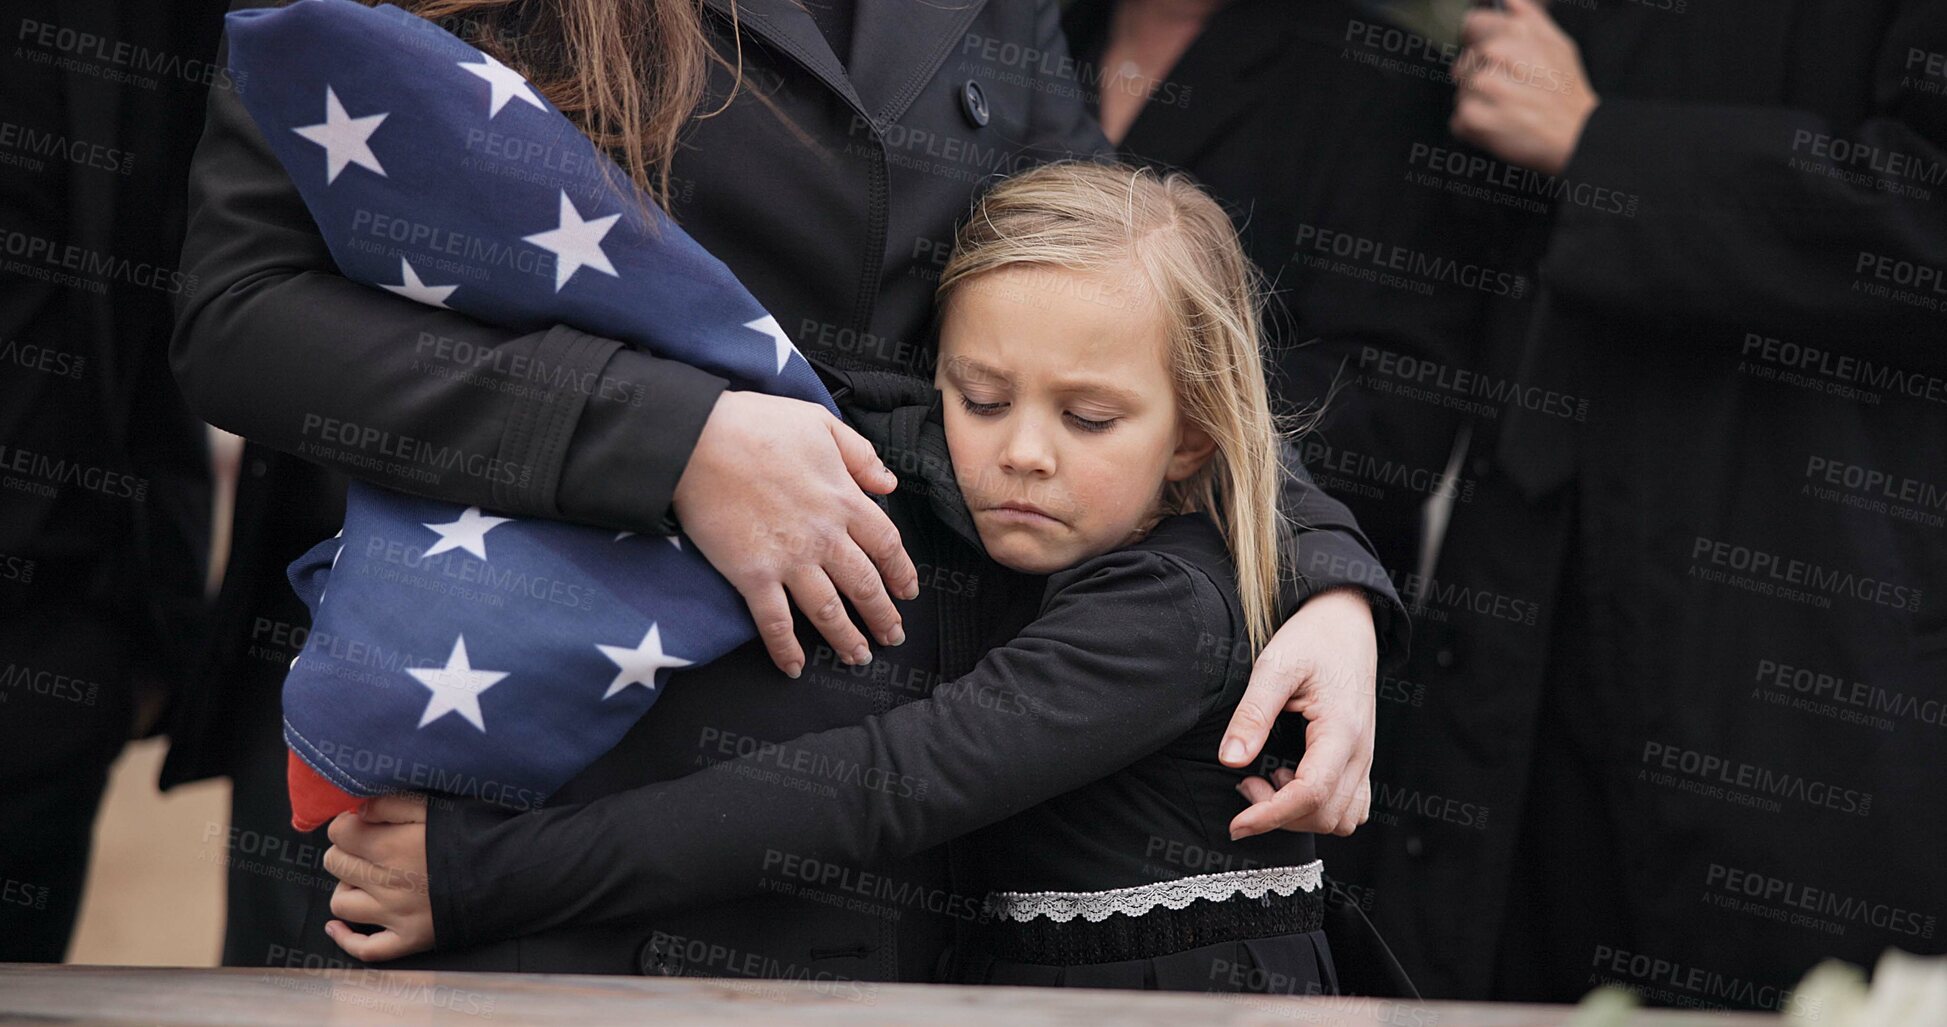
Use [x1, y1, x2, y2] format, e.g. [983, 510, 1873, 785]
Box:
[673, 390, 921, 678]
[1220, 587, 1378, 839]
[322, 794, 434, 962]
[1450, 0, 1599, 176]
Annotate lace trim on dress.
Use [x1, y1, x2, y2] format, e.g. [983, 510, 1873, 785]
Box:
[983, 859, 1324, 924]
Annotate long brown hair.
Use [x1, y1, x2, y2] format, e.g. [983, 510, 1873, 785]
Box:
[380, 0, 749, 210]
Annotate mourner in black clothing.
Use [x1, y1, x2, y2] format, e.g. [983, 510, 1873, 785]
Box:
[1062, 0, 1542, 575]
[172, 0, 1406, 979]
[1358, 0, 1947, 1004]
[0, 0, 220, 962]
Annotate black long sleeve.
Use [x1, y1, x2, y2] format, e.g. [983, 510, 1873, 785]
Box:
[430, 532, 1236, 948]
[1543, 0, 1947, 372]
[171, 4, 726, 534]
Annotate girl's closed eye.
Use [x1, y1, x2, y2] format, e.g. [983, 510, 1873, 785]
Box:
[1066, 412, 1117, 433]
[959, 393, 1118, 433]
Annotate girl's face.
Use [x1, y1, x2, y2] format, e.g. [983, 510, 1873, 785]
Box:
[936, 263, 1215, 575]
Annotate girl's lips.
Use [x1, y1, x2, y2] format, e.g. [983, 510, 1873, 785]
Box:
[985, 504, 1063, 526]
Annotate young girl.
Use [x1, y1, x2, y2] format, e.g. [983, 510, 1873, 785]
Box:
[324, 160, 1340, 997]
[924, 159, 1331, 993]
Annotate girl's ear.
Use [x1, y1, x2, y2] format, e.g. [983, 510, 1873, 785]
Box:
[1166, 422, 1218, 482]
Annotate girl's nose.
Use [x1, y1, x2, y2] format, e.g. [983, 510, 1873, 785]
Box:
[999, 413, 1057, 478]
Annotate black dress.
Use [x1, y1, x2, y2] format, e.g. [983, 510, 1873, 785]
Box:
[937, 512, 1337, 995]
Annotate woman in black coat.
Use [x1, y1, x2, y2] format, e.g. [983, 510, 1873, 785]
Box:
[174, 0, 1404, 979]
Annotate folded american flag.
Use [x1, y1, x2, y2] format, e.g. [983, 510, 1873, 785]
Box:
[226, 0, 839, 830]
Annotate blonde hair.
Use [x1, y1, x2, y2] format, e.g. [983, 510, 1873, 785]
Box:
[937, 161, 1292, 656]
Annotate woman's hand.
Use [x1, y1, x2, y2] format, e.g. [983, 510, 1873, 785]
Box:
[322, 794, 435, 962]
[1220, 587, 1378, 839]
[674, 390, 921, 678]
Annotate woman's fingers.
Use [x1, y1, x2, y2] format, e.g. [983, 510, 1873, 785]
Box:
[742, 583, 804, 678]
[833, 509, 907, 647]
[827, 416, 899, 496]
[786, 566, 872, 667]
[849, 494, 920, 602]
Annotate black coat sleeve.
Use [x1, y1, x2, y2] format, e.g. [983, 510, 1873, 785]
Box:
[1275, 438, 1411, 666]
[170, 5, 727, 533]
[1544, 0, 1947, 372]
[426, 545, 1234, 949]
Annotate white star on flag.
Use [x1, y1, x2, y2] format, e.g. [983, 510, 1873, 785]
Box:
[291, 85, 387, 184]
[422, 506, 513, 560]
[595, 623, 695, 700]
[524, 191, 620, 293]
[745, 315, 801, 374]
[409, 635, 508, 731]
[458, 52, 546, 117]
[381, 257, 460, 308]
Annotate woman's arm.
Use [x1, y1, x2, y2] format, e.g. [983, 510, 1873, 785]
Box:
[172, 15, 724, 534]
[173, 8, 917, 661]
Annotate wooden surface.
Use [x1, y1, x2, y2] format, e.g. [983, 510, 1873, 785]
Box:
[0, 964, 1786, 1026]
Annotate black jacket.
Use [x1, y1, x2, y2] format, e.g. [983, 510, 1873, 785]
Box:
[1, 0, 218, 761]
[1062, 0, 1542, 574]
[172, 0, 1404, 980]
[1341, 0, 1947, 1000]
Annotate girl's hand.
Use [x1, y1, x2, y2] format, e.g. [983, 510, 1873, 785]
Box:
[1220, 587, 1378, 839]
[322, 794, 435, 962]
[673, 391, 921, 678]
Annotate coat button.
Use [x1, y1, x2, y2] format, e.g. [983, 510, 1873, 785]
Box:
[1405, 835, 1425, 858]
[1470, 455, 1492, 479]
[959, 80, 990, 128]
[1435, 647, 1456, 668]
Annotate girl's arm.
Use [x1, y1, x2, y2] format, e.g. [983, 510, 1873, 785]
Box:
[423, 544, 1236, 950]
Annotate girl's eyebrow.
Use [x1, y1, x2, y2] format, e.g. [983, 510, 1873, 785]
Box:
[943, 357, 1012, 385]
